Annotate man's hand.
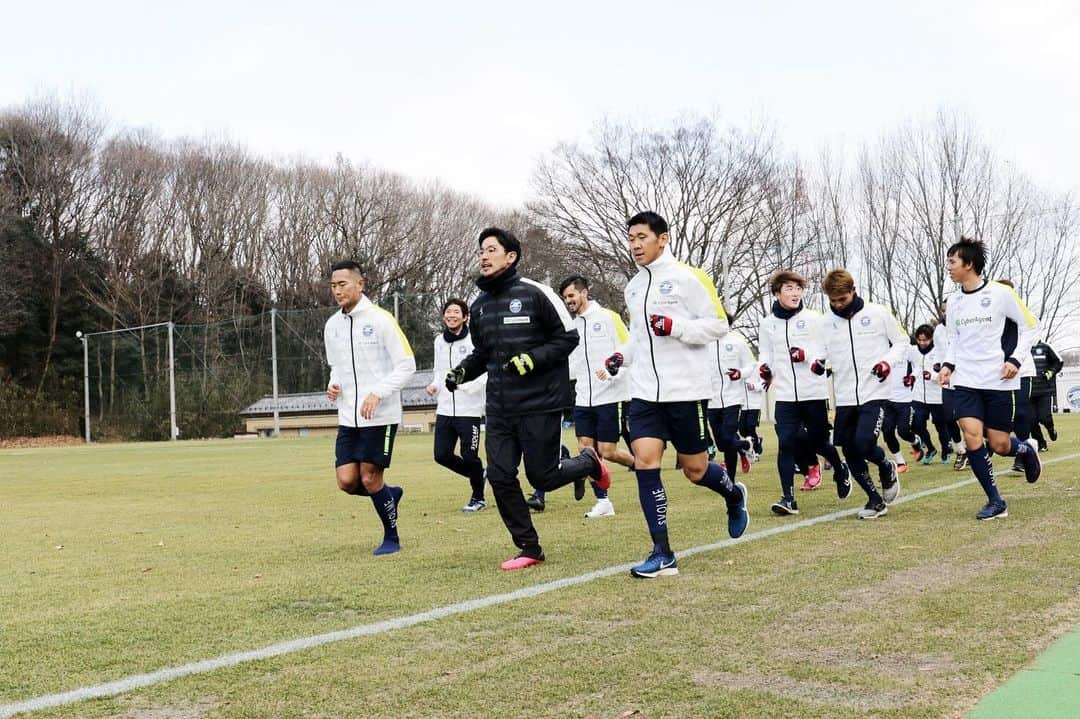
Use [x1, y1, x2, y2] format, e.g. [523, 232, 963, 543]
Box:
[726, 367, 742, 381]
[810, 359, 827, 376]
[425, 383, 438, 397]
[1044, 369, 1054, 381]
[360, 393, 381, 420]
[649, 315, 673, 337]
[504, 353, 535, 376]
[1000, 362, 1018, 380]
[921, 371, 931, 381]
[595, 368, 610, 381]
[904, 374, 916, 387]
[327, 383, 341, 401]
[604, 352, 624, 376]
[445, 366, 467, 392]
[871, 361, 891, 382]
[759, 363, 773, 390]
[938, 367, 952, 387]
[789, 347, 805, 363]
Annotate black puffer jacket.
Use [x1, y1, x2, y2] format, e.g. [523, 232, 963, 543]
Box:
[456, 268, 579, 417]
[1031, 341, 1064, 396]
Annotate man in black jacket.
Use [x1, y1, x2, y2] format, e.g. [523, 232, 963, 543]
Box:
[447, 227, 609, 570]
[1029, 339, 1064, 450]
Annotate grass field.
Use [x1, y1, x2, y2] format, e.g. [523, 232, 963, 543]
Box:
[2, 417, 1079, 719]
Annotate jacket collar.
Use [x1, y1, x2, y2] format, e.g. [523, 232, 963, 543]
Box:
[771, 299, 803, 321]
[341, 295, 372, 317]
[476, 266, 519, 294]
[637, 248, 676, 274]
[442, 324, 470, 343]
[577, 299, 602, 320]
[917, 342, 934, 355]
[830, 294, 865, 320]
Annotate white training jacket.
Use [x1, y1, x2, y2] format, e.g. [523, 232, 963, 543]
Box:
[908, 344, 946, 405]
[621, 249, 729, 402]
[742, 379, 764, 411]
[569, 300, 630, 407]
[432, 326, 486, 418]
[758, 306, 830, 402]
[889, 360, 915, 403]
[823, 300, 910, 407]
[324, 295, 417, 428]
[709, 331, 756, 409]
[944, 280, 1039, 392]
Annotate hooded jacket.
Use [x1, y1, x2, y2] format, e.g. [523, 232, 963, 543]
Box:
[324, 295, 417, 428]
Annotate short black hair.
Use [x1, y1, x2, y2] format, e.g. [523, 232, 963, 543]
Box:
[330, 260, 364, 277]
[441, 297, 469, 317]
[626, 211, 669, 236]
[558, 274, 588, 294]
[478, 227, 521, 266]
[915, 324, 934, 340]
[947, 237, 986, 275]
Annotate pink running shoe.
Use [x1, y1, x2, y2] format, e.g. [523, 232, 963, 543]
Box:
[500, 553, 545, 571]
[800, 465, 822, 491]
[583, 446, 611, 491]
[740, 450, 751, 475]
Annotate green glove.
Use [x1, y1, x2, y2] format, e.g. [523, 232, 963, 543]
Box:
[504, 353, 535, 376]
[1044, 370, 1054, 381]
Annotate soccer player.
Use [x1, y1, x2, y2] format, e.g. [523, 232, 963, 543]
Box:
[995, 280, 1039, 473]
[604, 211, 748, 578]
[1029, 339, 1064, 450]
[908, 324, 951, 464]
[820, 269, 908, 519]
[758, 271, 849, 516]
[447, 227, 608, 570]
[938, 238, 1041, 520]
[560, 274, 635, 518]
[325, 260, 416, 555]
[880, 360, 918, 473]
[708, 329, 756, 481]
[426, 298, 487, 512]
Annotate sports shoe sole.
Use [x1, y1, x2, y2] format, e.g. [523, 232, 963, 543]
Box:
[501, 556, 544, 570]
[857, 507, 888, 520]
[770, 502, 799, 516]
[977, 509, 1009, 521]
[630, 561, 679, 579]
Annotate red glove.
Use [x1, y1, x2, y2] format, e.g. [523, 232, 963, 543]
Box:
[810, 359, 827, 376]
[649, 314, 673, 336]
[759, 363, 773, 390]
[871, 361, 891, 382]
[789, 347, 805, 363]
[932, 363, 942, 372]
[726, 368, 742, 380]
[922, 370, 931, 380]
[604, 352, 624, 376]
[904, 374, 916, 387]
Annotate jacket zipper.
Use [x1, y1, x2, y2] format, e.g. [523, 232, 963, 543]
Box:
[785, 320, 799, 403]
[347, 314, 359, 426]
[448, 340, 456, 416]
[643, 268, 660, 402]
[716, 342, 726, 409]
[847, 320, 860, 405]
[581, 315, 592, 405]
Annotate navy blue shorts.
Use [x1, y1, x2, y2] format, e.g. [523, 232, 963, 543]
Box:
[627, 398, 710, 454]
[949, 387, 1017, 432]
[574, 402, 624, 443]
[335, 424, 398, 468]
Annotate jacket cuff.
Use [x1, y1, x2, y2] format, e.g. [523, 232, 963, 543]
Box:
[943, 362, 956, 372]
[1005, 357, 1021, 369]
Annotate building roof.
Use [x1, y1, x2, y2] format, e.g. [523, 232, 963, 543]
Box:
[240, 370, 436, 416]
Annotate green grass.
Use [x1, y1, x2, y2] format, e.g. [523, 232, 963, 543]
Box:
[2, 418, 1079, 718]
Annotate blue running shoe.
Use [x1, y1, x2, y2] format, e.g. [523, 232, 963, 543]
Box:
[1021, 446, 1042, 483]
[920, 447, 938, 465]
[630, 551, 678, 578]
[976, 501, 1008, 521]
[727, 481, 750, 538]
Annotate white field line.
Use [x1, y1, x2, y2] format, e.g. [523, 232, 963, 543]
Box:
[3, 451, 1077, 718]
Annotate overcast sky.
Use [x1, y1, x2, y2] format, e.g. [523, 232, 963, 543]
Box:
[2, 0, 1077, 208]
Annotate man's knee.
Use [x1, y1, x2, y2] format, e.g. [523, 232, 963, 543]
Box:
[336, 470, 367, 496]
[433, 449, 455, 467]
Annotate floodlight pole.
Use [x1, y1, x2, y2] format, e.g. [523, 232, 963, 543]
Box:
[167, 321, 178, 441]
[271, 308, 280, 437]
[80, 332, 90, 443]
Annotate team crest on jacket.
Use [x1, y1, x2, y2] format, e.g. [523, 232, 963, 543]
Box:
[725, 343, 733, 351]
[593, 322, 602, 332]
[659, 280, 674, 295]
[860, 316, 872, 326]
[458, 345, 469, 355]
[980, 296, 992, 308]
[362, 325, 375, 336]
[509, 299, 522, 313]
[796, 319, 806, 329]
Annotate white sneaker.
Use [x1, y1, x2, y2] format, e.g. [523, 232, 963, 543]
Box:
[584, 498, 615, 518]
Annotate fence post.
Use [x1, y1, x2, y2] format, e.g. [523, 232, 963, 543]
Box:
[271, 308, 280, 437]
[168, 321, 178, 440]
[79, 331, 90, 442]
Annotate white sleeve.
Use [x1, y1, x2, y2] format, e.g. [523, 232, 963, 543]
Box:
[758, 316, 773, 370]
[371, 315, 417, 398]
[1002, 289, 1039, 368]
[325, 323, 340, 390]
[882, 308, 910, 370]
[669, 270, 730, 345]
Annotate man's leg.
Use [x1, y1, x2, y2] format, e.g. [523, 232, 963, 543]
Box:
[833, 405, 880, 503]
[432, 415, 468, 477]
[773, 402, 802, 506]
[911, 403, 936, 455]
[881, 403, 901, 455]
[929, 404, 950, 457]
[524, 411, 602, 496]
[852, 402, 896, 506]
[800, 400, 848, 496]
[457, 417, 486, 506]
[485, 414, 543, 561]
